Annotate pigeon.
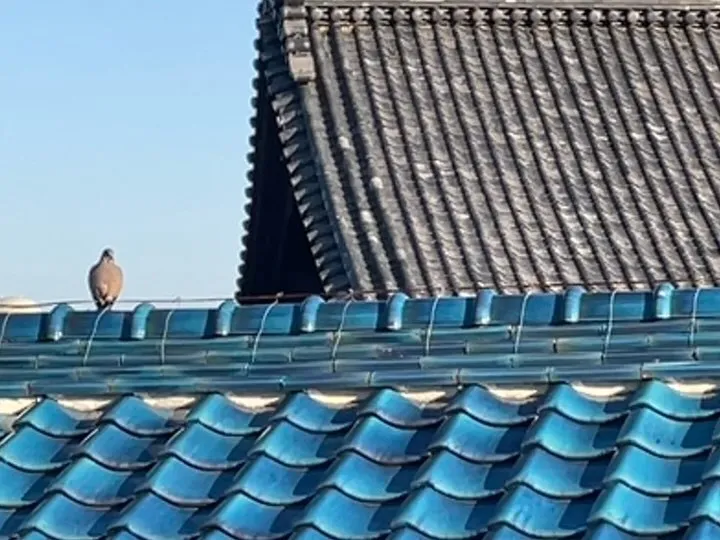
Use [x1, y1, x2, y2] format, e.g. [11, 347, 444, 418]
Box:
[88, 248, 124, 310]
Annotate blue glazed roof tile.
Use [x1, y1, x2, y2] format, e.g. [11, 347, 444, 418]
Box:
[141, 456, 241, 505]
[15, 399, 95, 437]
[537, 383, 627, 423]
[445, 385, 536, 426]
[163, 423, 254, 470]
[107, 493, 211, 539]
[299, 487, 399, 539]
[411, 450, 510, 499]
[490, 485, 593, 537]
[521, 411, 622, 459]
[392, 486, 499, 539]
[428, 413, 525, 462]
[186, 393, 272, 435]
[603, 447, 705, 496]
[506, 448, 609, 498]
[208, 491, 303, 539]
[0, 460, 51, 508]
[385, 530, 438, 540]
[318, 454, 415, 502]
[236, 456, 323, 505]
[0, 426, 77, 472]
[100, 396, 178, 435]
[79, 424, 165, 470]
[588, 483, 696, 536]
[20, 493, 120, 539]
[483, 527, 548, 540]
[616, 409, 716, 457]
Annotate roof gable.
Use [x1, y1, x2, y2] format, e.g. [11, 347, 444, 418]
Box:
[239, 0, 720, 299]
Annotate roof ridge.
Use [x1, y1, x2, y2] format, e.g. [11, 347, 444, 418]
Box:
[3, 283, 717, 340]
[302, 0, 720, 9]
[2, 285, 720, 397]
[237, 2, 266, 296]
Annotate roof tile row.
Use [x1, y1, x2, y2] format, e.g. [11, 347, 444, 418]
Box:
[3, 285, 719, 343]
[0, 287, 720, 395]
[0, 382, 719, 538]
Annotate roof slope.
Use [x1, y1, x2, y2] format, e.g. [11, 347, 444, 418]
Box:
[239, 0, 720, 298]
[0, 383, 719, 538]
[0, 286, 719, 536]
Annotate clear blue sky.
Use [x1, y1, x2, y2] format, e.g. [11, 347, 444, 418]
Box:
[0, 2, 256, 307]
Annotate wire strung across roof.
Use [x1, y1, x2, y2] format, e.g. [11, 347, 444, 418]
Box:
[0, 276, 712, 310]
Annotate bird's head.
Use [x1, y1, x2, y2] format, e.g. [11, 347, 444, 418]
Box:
[100, 248, 115, 261]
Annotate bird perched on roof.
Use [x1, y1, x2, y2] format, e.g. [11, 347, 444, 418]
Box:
[88, 248, 124, 310]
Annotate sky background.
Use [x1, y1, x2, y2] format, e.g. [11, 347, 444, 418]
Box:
[0, 1, 256, 308]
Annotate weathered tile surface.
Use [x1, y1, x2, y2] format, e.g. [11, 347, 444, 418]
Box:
[239, 0, 720, 297]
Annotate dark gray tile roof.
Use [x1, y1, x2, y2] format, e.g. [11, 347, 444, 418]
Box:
[238, 0, 720, 300]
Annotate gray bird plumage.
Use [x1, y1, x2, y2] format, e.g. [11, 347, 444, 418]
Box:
[88, 248, 124, 310]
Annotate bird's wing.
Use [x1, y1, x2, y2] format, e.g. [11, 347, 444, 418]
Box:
[105, 263, 124, 299]
[88, 263, 111, 302]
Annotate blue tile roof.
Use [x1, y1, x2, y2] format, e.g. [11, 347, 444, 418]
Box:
[0, 284, 718, 395]
[0, 383, 717, 538]
[2, 285, 720, 537]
